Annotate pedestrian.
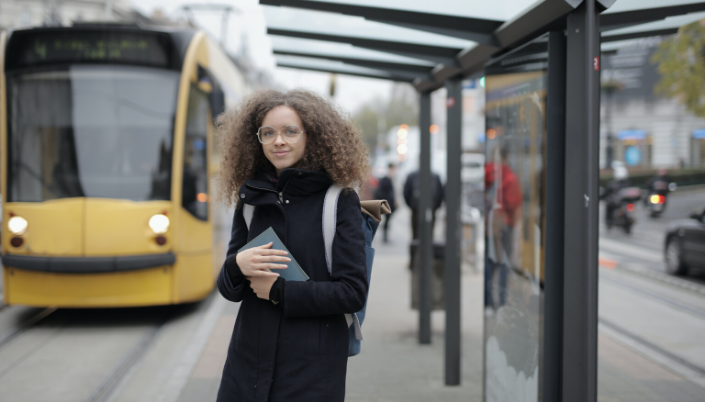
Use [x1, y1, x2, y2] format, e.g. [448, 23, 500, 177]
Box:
[214, 89, 369, 402]
[375, 163, 397, 242]
[403, 169, 444, 239]
[484, 146, 522, 314]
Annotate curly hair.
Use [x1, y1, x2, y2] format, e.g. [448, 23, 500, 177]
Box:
[215, 89, 370, 205]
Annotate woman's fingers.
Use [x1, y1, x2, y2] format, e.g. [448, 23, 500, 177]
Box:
[253, 255, 290, 263]
[254, 263, 288, 271]
[258, 248, 289, 256]
[249, 268, 280, 277]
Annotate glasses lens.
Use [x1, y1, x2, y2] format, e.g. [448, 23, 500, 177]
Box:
[258, 127, 276, 143]
[283, 126, 302, 141]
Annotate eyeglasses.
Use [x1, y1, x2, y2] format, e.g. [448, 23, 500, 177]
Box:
[257, 125, 305, 144]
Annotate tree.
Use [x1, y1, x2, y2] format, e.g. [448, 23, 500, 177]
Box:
[354, 101, 382, 152]
[352, 83, 418, 152]
[652, 21, 705, 117]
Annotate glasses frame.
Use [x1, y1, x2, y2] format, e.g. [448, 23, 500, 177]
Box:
[256, 125, 306, 144]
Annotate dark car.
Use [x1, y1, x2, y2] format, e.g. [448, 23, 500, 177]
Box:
[664, 207, 705, 275]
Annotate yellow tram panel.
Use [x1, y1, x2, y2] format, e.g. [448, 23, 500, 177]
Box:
[3, 199, 84, 256]
[173, 252, 213, 304]
[84, 199, 171, 256]
[5, 266, 171, 307]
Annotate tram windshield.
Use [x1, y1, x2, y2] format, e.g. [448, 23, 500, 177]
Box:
[7, 65, 179, 202]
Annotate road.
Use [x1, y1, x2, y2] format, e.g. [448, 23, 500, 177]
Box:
[597, 187, 705, 398]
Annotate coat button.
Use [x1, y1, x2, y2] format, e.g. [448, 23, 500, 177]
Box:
[240, 193, 246, 199]
[285, 200, 289, 204]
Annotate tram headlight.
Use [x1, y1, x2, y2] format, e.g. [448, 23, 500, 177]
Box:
[149, 214, 169, 234]
[8, 216, 28, 235]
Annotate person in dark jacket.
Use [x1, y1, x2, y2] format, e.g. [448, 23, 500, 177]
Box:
[403, 170, 444, 239]
[214, 90, 370, 402]
[374, 163, 397, 243]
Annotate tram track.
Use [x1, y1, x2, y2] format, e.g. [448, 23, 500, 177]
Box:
[0, 306, 57, 350]
[599, 273, 705, 388]
[0, 305, 178, 401]
[84, 311, 172, 402]
[601, 274, 705, 320]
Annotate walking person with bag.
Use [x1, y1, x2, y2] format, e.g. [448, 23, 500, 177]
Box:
[215, 90, 370, 402]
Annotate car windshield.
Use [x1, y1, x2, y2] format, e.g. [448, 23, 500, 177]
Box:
[7, 65, 179, 202]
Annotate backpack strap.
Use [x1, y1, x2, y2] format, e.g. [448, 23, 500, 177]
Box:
[322, 184, 343, 275]
[243, 204, 254, 230]
[322, 184, 363, 341]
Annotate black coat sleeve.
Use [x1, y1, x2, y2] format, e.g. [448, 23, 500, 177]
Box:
[216, 206, 249, 302]
[403, 172, 416, 209]
[282, 190, 368, 318]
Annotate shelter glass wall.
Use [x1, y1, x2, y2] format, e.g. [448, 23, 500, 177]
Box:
[484, 42, 547, 402]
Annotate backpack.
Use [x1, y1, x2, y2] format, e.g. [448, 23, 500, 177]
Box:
[242, 184, 390, 356]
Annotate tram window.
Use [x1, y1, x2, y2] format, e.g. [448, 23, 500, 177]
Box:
[182, 84, 210, 221]
[6, 66, 178, 202]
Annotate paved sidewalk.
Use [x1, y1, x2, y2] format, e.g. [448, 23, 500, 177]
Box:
[174, 207, 705, 401]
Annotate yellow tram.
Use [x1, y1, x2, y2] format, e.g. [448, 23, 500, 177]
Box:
[0, 24, 247, 307]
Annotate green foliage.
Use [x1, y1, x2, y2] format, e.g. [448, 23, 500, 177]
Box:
[352, 84, 418, 152]
[652, 21, 705, 117]
[354, 101, 382, 152]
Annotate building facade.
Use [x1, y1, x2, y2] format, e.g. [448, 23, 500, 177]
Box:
[601, 36, 705, 169]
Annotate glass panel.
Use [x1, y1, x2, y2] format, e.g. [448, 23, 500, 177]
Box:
[484, 68, 546, 401]
[181, 84, 210, 221]
[7, 66, 178, 202]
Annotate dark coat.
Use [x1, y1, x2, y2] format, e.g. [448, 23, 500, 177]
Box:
[402, 171, 444, 211]
[374, 176, 396, 213]
[216, 168, 368, 402]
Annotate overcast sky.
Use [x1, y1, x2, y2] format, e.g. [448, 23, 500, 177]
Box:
[129, 0, 393, 114]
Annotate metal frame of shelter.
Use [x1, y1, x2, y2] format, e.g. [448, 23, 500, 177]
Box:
[259, 1, 705, 400]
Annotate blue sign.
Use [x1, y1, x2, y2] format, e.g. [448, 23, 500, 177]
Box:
[624, 146, 641, 166]
[618, 130, 647, 140]
[693, 129, 705, 139]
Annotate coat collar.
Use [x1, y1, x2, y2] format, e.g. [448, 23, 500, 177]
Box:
[239, 168, 333, 206]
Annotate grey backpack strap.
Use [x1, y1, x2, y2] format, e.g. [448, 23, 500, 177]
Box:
[322, 185, 363, 340]
[243, 204, 254, 231]
[322, 184, 343, 275]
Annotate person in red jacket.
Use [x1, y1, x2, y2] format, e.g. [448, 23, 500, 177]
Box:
[484, 146, 522, 314]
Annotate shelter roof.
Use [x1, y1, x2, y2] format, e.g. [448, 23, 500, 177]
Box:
[262, 0, 705, 91]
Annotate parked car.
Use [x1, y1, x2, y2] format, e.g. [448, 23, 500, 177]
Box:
[664, 207, 705, 275]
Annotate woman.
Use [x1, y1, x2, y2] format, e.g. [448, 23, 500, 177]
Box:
[215, 89, 370, 402]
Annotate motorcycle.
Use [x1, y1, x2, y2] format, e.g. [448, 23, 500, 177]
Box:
[644, 181, 676, 218]
[646, 192, 666, 217]
[610, 187, 641, 234]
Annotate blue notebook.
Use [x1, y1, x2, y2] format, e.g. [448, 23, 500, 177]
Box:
[238, 227, 309, 281]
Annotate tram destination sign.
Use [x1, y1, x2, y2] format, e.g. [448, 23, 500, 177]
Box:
[5, 29, 178, 71]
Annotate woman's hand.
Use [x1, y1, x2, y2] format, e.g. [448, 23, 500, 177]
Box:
[250, 276, 278, 300]
[236, 242, 290, 277]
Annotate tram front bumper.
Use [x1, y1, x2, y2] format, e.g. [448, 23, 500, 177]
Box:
[1, 253, 176, 273]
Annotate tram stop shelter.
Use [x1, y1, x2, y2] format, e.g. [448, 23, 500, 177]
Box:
[257, 1, 705, 401]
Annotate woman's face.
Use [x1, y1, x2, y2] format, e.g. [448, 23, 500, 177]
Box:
[261, 106, 307, 176]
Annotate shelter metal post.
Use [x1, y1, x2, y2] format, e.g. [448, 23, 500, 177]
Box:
[418, 91, 433, 345]
[444, 78, 462, 385]
[563, 1, 600, 401]
[543, 30, 567, 402]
